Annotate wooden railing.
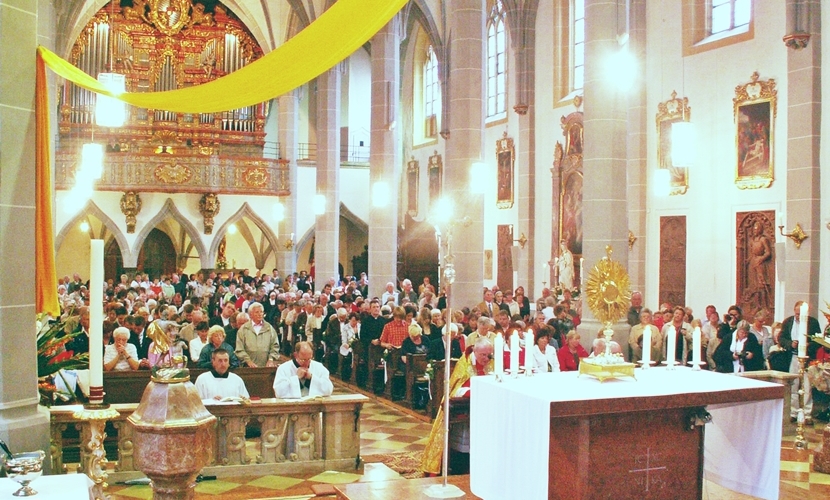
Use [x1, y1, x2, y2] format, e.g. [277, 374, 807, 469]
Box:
[49, 394, 367, 481]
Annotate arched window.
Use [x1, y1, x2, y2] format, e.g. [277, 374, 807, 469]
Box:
[424, 45, 441, 133]
[486, 0, 507, 118]
[572, 0, 585, 92]
[710, 0, 750, 35]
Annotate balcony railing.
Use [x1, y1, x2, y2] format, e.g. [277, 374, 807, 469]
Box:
[296, 143, 369, 164]
[55, 147, 290, 196]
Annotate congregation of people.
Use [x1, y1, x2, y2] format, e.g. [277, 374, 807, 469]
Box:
[54, 267, 830, 473]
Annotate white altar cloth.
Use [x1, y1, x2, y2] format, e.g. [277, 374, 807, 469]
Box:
[0, 473, 92, 500]
[470, 367, 782, 500]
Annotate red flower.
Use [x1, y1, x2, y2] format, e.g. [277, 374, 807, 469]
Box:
[49, 350, 73, 365]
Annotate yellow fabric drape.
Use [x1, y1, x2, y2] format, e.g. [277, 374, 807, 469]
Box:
[35, 0, 406, 315]
[36, 53, 60, 317]
[38, 0, 408, 113]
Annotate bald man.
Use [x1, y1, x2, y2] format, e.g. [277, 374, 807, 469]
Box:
[273, 341, 333, 399]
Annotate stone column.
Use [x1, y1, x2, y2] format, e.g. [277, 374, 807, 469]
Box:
[510, 7, 537, 299]
[315, 67, 342, 286]
[578, 0, 630, 350]
[444, 0, 486, 310]
[368, 16, 402, 299]
[783, 0, 820, 311]
[0, 0, 51, 464]
[277, 92, 299, 276]
[626, 0, 647, 294]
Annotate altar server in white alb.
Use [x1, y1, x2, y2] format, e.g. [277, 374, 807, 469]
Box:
[195, 348, 250, 400]
[274, 341, 334, 398]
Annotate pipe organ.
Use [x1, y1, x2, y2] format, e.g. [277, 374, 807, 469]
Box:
[56, 1, 287, 196]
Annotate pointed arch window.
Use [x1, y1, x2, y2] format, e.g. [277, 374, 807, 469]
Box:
[486, 0, 507, 118]
[572, 0, 585, 92]
[423, 45, 441, 137]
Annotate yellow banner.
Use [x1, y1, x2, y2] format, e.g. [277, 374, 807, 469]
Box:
[38, 0, 407, 113]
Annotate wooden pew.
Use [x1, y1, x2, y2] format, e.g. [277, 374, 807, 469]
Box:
[368, 344, 386, 394]
[383, 347, 405, 400]
[102, 367, 278, 404]
[404, 354, 428, 409]
[428, 358, 458, 418]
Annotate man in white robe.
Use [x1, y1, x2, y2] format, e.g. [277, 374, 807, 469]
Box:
[274, 341, 334, 398]
[195, 348, 249, 401]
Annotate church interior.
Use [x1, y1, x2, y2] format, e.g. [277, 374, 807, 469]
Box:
[3, 0, 830, 498]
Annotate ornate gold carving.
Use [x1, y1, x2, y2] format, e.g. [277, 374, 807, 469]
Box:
[147, 0, 192, 37]
[154, 163, 192, 184]
[584, 246, 631, 328]
[188, 3, 215, 28]
[734, 72, 777, 190]
[120, 191, 143, 233]
[628, 230, 637, 250]
[242, 167, 269, 188]
[656, 91, 691, 195]
[779, 222, 808, 249]
[198, 193, 220, 234]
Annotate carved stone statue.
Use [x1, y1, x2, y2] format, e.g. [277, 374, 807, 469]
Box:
[120, 191, 142, 233]
[198, 193, 220, 234]
[557, 240, 574, 291]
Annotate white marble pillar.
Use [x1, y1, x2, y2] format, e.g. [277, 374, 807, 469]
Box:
[444, 0, 486, 310]
[783, 0, 821, 311]
[578, 0, 630, 352]
[0, 0, 51, 466]
[368, 17, 402, 299]
[277, 92, 299, 276]
[315, 67, 342, 286]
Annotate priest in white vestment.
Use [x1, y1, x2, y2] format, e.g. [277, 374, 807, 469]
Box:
[195, 348, 250, 400]
[274, 341, 334, 398]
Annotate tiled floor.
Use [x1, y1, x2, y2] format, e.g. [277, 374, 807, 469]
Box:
[85, 384, 830, 499]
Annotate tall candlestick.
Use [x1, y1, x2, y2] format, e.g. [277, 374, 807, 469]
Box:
[89, 240, 104, 404]
[666, 325, 676, 369]
[524, 329, 534, 375]
[692, 326, 702, 370]
[510, 331, 519, 376]
[799, 302, 809, 358]
[642, 327, 651, 369]
[494, 333, 504, 377]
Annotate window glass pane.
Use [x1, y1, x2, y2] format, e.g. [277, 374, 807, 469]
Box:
[488, 29, 496, 53]
[734, 0, 751, 27]
[574, 66, 584, 90]
[488, 77, 496, 95]
[497, 54, 505, 73]
[574, 43, 584, 67]
[711, 4, 730, 34]
[488, 97, 496, 117]
[574, 0, 584, 20]
[497, 73, 505, 91]
[488, 56, 496, 77]
[497, 25, 505, 52]
[574, 19, 584, 44]
[711, 0, 729, 7]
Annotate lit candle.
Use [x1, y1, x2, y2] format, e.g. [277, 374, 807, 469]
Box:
[666, 325, 676, 369]
[692, 326, 702, 369]
[89, 240, 104, 403]
[799, 302, 809, 358]
[494, 333, 504, 376]
[642, 327, 651, 368]
[524, 329, 534, 375]
[510, 331, 519, 376]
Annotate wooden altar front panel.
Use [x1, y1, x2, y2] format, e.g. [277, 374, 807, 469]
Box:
[659, 216, 686, 307]
[549, 408, 702, 500]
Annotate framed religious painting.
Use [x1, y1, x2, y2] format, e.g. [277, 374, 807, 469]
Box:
[733, 72, 777, 189]
[406, 156, 419, 217]
[496, 132, 514, 209]
[656, 91, 690, 195]
[428, 150, 442, 205]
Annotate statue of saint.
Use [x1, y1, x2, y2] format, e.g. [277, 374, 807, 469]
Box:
[557, 240, 575, 291]
[747, 222, 773, 310]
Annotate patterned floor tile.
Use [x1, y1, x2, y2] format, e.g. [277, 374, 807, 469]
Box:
[307, 470, 363, 484]
[361, 432, 394, 440]
[246, 475, 305, 490]
[365, 439, 412, 451]
[780, 461, 810, 472]
[110, 485, 153, 500]
[809, 472, 830, 485]
[194, 480, 242, 495]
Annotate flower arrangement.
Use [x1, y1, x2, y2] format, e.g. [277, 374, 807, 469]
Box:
[424, 362, 434, 380]
[36, 314, 90, 405]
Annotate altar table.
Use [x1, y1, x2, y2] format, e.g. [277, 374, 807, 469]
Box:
[470, 368, 783, 500]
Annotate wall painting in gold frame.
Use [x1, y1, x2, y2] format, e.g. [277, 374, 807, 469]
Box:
[406, 156, 419, 217]
[656, 91, 690, 195]
[733, 72, 776, 190]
